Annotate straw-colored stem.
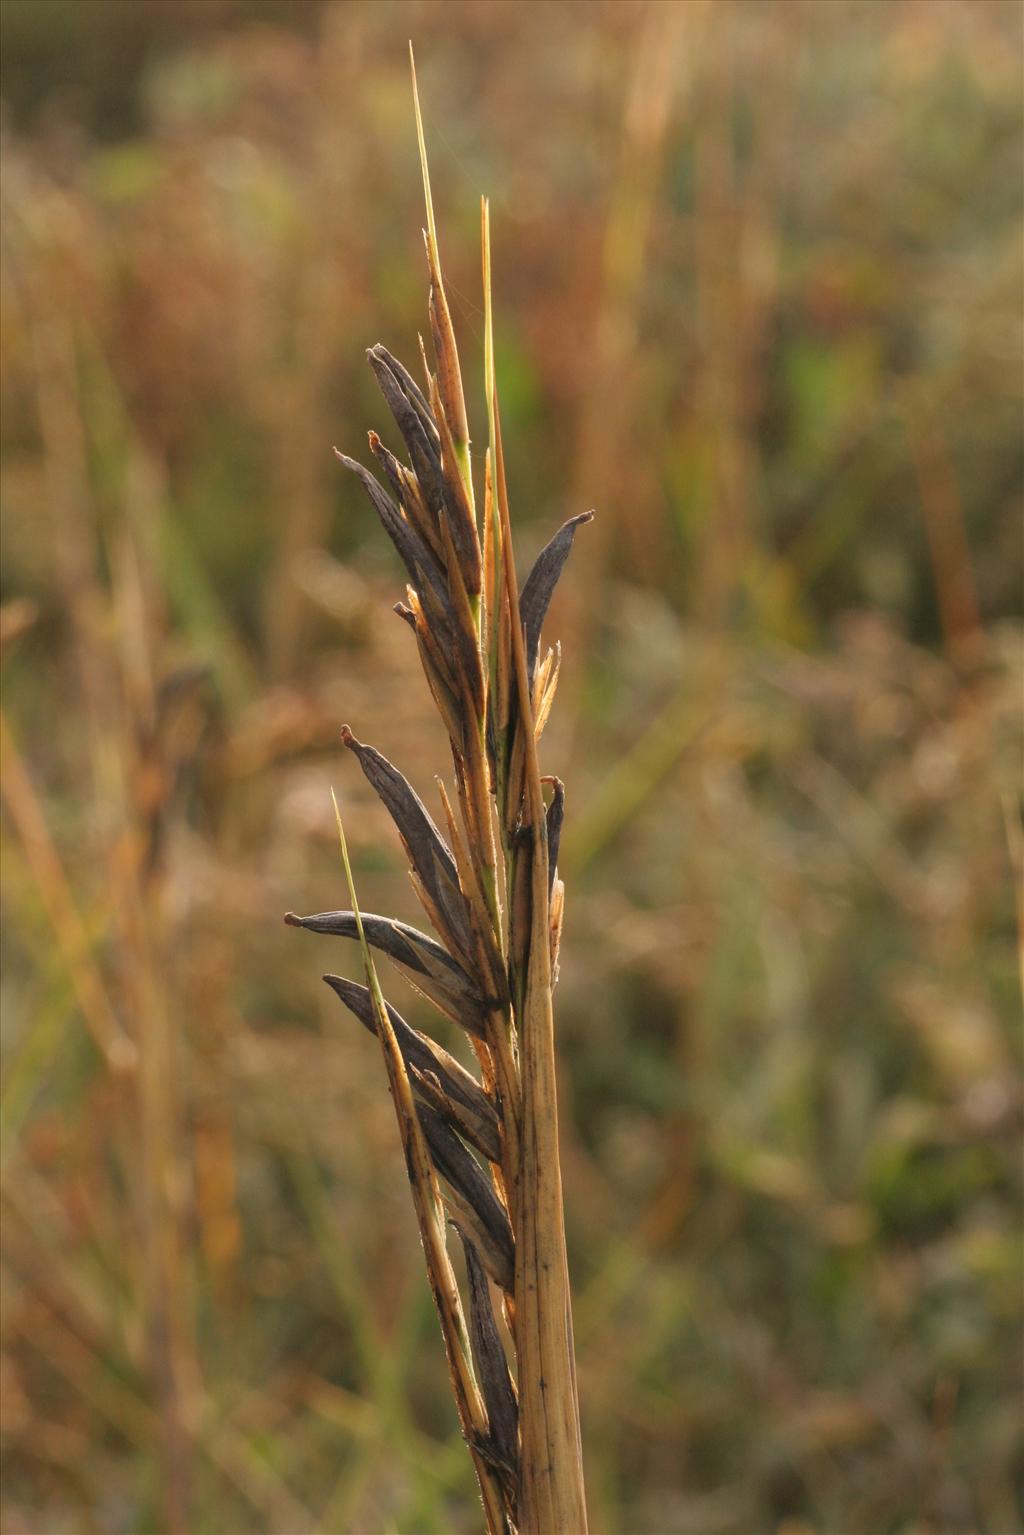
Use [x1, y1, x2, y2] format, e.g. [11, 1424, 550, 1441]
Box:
[493, 405, 588, 1534]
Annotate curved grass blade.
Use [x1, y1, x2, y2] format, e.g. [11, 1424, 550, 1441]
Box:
[286, 907, 487, 1034]
[341, 726, 472, 959]
[370, 341, 439, 447]
[322, 973, 500, 1162]
[333, 450, 448, 610]
[519, 511, 594, 685]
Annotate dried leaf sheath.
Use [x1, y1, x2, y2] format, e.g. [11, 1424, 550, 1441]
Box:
[288, 52, 590, 1535]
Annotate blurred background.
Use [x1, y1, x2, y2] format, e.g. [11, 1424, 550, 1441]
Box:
[1, 2, 1021, 1532]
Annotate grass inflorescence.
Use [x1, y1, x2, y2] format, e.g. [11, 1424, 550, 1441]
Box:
[286, 49, 591, 1535]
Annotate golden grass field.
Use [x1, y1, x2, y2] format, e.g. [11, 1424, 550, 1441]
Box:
[2, 3, 1021, 1531]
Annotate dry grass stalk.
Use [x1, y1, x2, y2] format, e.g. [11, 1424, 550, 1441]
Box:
[286, 49, 590, 1535]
